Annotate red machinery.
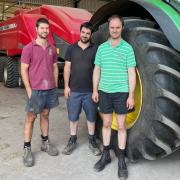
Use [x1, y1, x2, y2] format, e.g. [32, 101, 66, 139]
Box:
[0, 5, 92, 87]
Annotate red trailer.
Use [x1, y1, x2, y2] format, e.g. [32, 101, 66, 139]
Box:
[0, 5, 92, 87]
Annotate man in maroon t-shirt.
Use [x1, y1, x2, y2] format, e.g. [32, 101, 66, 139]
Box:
[21, 18, 59, 167]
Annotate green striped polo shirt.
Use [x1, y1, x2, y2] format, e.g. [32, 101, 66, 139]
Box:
[94, 39, 136, 93]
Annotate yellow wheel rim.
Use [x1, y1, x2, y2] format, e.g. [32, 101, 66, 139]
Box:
[111, 69, 142, 130]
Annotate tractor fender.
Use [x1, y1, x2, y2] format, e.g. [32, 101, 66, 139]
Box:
[90, 0, 180, 51]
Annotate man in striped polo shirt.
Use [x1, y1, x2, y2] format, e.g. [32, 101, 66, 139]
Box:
[92, 15, 136, 179]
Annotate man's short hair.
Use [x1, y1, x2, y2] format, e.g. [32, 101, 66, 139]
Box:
[108, 15, 124, 27]
[36, 18, 49, 28]
[80, 22, 93, 32]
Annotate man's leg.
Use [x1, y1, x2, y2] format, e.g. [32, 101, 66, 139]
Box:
[94, 114, 112, 171]
[69, 120, 78, 143]
[113, 92, 130, 179]
[23, 112, 36, 167]
[62, 120, 79, 155]
[40, 108, 58, 156]
[116, 114, 128, 179]
[40, 109, 49, 137]
[116, 114, 127, 149]
[87, 121, 95, 136]
[87, 121, 101, 156]
[24, 112, 36, 142]
[102, 114, 112, 146]
[62, 92, 82, 155]
[83, 93, 101, 155]
[94, 91, 113, 171]
[70, 120, 78, 136]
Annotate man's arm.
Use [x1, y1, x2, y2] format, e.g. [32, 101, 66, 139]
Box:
[53, 62, 59, 88]
[64, 61, 71, 98]
[21, 63, 32, 98]
[127, 67, 136, 109]
[92, 65, 101, 103]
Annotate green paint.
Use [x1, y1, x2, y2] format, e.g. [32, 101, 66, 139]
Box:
[132, 0, 180, 29]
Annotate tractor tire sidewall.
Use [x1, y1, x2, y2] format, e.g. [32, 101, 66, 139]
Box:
[0, 57, 5, 82]
[3, 57, 19, 88]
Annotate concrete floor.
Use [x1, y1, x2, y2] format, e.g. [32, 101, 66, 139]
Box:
[0, 82, 180, 180]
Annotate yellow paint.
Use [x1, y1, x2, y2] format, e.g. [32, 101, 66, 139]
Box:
[111, 69, 142, 130]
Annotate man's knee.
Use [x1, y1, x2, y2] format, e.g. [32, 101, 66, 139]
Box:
[103, 120, 111, 129]
[117, 125, 126, 131]
[116, 115, 126, 131]
[117, 121, 126, 131]
[26, 112, 36, 123]
[41, 109, 49, 120]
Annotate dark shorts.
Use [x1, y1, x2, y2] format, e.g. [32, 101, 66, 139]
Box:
[98, 90, 135, 114]
[25, 88, 59, 115]
[67, 92, 97, 122]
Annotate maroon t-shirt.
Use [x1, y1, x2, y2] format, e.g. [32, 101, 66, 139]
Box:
[21, 41, 57, 90]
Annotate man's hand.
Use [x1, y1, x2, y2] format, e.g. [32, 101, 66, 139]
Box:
[26, 87, 32, 99]
[126, 95, 135, 110]
[127, 67, 136, 110]
[64, 86, 71, 98]
[53, 63, 58, 88]
[21, 62, 32, 99]
[92, 65, 101, 103]
[92, 91, 99, 103]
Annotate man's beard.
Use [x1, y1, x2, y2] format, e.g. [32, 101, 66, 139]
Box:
[80, 37, 90, 44]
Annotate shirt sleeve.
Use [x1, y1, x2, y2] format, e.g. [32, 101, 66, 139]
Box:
[20, 46, 31, 64]
[65, 45, 72, 62]
[126, 46, 136, 68]
[94, 47, 102, 67]
[53, 46, 58, 63]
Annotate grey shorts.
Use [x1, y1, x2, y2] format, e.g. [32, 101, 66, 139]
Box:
[25, 88, 59, 114]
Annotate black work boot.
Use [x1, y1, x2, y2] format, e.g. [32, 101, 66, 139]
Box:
[118, 149, 128, 179]
[94, 146, 111, 172]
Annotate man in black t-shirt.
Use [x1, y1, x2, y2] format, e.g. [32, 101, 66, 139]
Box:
[62, 22, 101, 156]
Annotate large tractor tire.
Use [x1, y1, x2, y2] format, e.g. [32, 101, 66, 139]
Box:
[92, 18, 180, 161]
[2, 57, 19, 88]
[17, 60, 25, 89]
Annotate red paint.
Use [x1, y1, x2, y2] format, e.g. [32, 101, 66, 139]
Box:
[0, 5, 92, 56]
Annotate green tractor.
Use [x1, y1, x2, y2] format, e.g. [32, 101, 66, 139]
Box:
[90, 0, 180, 161]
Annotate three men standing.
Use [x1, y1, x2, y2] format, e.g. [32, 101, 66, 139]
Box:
[21, 18, 59, 167]
[92, 15, 136, 179]
[20, 15, 136, 180]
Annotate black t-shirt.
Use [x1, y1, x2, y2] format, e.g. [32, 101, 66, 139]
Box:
[65, 42, 98, 92]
